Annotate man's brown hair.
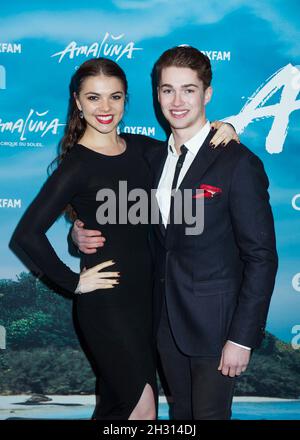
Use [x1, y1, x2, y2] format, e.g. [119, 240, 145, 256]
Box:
[155, 46, 212, 90]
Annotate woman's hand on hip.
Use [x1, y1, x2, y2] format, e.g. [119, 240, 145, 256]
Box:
[75, 260, 119, 294]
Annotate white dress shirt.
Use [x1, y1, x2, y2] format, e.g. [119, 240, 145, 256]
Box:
[156, 121, 211, 227]
[155, 121, 251, 352]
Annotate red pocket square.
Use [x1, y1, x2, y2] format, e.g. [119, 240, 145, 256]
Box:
[193, 184, 222, 199]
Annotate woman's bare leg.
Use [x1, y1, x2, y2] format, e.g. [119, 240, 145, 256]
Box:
[128, 383, 156, 420]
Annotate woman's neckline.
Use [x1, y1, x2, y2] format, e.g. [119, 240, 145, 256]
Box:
[76, 134, 129, 158]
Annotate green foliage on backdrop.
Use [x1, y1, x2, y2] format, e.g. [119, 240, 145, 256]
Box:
[0, 273, 300, 398]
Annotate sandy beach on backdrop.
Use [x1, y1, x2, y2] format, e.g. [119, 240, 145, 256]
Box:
[0, 394, 297, 406]
[0, 395, 298, 420]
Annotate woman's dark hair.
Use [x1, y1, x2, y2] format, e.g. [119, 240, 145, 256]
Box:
[59, 57, 128, 162]
[50, 57, 128, 220]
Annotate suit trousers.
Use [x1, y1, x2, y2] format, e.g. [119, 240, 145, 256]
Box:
[157, 296, 236, 420]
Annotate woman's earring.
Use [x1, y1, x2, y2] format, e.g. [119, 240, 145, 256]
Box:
[79, 111, 84, 119]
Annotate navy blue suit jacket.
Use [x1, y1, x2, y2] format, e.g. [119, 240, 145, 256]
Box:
[147, 132, 278, 357]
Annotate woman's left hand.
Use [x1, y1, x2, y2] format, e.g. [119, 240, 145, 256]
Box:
[210, 121, 240, 148]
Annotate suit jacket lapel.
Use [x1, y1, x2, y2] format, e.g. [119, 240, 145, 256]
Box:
[165, 131, 224, 243]
[152, 132, 223, 193]
[151, 132, 225, 244]
[177, 131, 223, 193]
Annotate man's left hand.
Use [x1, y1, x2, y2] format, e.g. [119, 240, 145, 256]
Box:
[218, 341, 251, 377]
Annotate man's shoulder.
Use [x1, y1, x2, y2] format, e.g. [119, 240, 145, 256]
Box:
[126, 134, 166, 165]
[122, 133, 164, 149]
[224, 140, 261, 164]
[223, 141, 267, 182]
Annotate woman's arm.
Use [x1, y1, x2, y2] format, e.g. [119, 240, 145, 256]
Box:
[10, 155, 82, 292]
[10, 154, 119, 293]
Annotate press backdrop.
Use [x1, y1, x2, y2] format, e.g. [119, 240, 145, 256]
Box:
[0, 0, 300, 414]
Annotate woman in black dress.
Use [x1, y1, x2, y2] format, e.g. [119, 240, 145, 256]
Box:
[12, 58, 237, 420]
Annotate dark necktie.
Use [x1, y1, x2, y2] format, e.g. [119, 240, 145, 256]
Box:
[171, 144, 188, 191]
[167, 144, 188, 228]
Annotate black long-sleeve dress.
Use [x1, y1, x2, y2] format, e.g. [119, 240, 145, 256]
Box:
[12, 133, 160, 420]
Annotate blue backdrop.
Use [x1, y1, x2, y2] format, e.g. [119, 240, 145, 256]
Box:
[0, 0, 300, 419]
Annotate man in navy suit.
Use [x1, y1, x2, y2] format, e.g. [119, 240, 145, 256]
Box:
[72, 46, 278, 419]
[150, 46, 277, 419]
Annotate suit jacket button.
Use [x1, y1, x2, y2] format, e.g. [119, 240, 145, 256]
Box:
[160, 278, 165, 283]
